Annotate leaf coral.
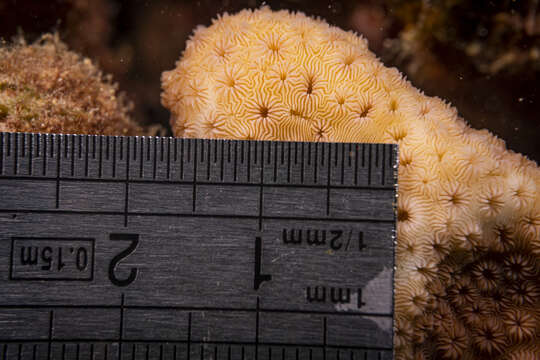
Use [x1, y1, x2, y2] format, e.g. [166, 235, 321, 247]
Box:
[161, 7, 540, 359]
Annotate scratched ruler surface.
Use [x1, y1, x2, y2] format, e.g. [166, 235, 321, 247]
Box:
[0, 133, 397, 360]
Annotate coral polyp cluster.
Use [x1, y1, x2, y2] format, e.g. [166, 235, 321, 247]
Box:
[0, 34, 141, 135]
[161, 7, 540, 359]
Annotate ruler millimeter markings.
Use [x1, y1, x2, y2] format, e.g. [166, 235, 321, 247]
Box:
[0, 132, 397, 360]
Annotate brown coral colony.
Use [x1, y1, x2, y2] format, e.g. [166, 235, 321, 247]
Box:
[0, 34, 141, 135]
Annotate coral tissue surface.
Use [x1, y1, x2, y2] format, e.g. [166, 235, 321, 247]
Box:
[161, 7, 540, 360]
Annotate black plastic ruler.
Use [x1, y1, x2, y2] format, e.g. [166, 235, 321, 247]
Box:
[0, 133, 397, 360]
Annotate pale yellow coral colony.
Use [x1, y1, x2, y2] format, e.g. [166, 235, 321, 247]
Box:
[161, 7, 540, 360]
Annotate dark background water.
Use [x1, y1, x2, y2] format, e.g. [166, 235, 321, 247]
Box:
[1, 0, 538, 162]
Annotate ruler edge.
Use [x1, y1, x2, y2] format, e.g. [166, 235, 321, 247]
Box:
[0, 131, 399, 166]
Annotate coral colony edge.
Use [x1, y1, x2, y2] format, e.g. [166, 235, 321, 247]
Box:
[161, 7, 540, 360]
